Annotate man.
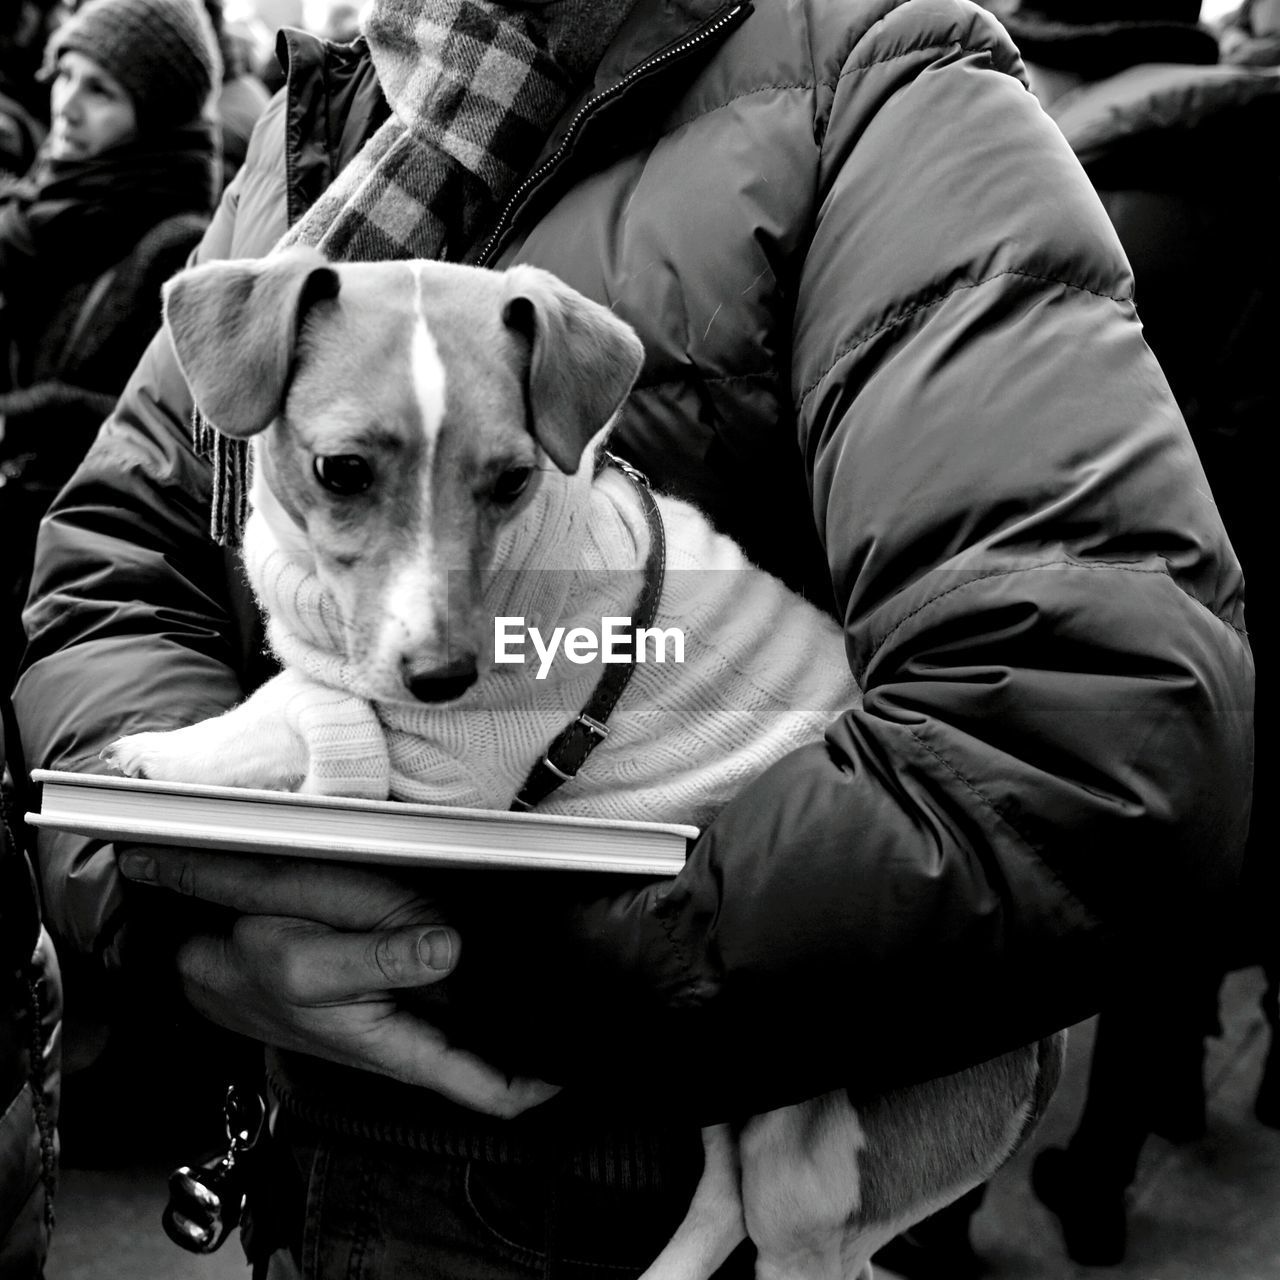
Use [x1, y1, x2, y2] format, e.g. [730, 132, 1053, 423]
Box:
[14, 0, 1253, 1274]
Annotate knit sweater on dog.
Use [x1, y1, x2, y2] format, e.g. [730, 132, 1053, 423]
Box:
[243, 466, 861, 826]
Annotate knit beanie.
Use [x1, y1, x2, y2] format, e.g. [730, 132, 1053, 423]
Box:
[989, 1, 1219, 74]
[50, 0, 221, 129]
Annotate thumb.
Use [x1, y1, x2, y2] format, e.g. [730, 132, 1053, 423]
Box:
[232, 916, 460, 1002]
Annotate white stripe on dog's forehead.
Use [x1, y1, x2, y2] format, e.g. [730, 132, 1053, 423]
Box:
[409, 262, 448, 454]
[371, 265, 451, 671]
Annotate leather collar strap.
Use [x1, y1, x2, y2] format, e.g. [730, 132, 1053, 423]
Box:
[512, 454, 666, 811]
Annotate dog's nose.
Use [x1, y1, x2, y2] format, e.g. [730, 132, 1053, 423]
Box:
[404, 657, 479, 703]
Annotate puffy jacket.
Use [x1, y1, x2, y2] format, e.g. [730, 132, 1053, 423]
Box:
[1, 702, 60, 1279]
[14, 0, 1253, 1125]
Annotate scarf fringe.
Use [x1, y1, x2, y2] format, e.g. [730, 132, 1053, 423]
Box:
[194, 410, 251, 546]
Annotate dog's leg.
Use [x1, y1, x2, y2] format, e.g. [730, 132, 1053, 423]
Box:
[738, 1036, 1066, 1280]
[638, 1124, 747, 1280]
[104, 672, 311, 790]
[102, 670, 388, 796]
[739, 1096, 867, 1280]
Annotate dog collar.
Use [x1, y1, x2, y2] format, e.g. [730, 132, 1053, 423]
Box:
[511, 453, 667, 812]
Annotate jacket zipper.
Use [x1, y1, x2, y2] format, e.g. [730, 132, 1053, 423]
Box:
[477, 2, 748, 267]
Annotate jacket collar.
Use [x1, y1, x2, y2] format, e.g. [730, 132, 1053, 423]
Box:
[473, 0, 751, 264]
[594, 0, 737, 89]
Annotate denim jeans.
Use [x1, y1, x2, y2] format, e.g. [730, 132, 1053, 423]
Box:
[257, 1119, 759, 1280]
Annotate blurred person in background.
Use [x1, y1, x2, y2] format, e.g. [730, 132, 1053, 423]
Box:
[0, 2, 64, 178]
[203, 0, 271, 189]
[877, 2, 1280, 1273]
[0, 0, 222, 688]
[1218, 0, 1280, 63]
[319, 1, 362, 42]
[246, 0, 306, 93]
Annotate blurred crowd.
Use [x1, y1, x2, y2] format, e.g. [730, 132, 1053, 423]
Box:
[0, 1, 1276, 1278]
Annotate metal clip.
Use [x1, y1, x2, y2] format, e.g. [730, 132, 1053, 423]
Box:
[576, 713, 610, 740]
[162, 1085, 265, 1255]
[538, 754, 576, 783]
[600, 451, 651, 490]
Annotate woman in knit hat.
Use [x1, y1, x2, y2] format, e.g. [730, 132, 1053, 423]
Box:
[0, 0, 221, 684]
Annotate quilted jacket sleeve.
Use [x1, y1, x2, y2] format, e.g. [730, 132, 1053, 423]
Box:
[456, 3, 1254, 1113]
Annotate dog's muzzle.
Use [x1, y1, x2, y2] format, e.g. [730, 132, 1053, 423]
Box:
[404, 656, 479, 703]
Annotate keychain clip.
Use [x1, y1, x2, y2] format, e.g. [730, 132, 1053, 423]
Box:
[162, 1084, 266, 1254]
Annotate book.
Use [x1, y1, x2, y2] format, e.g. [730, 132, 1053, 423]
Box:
[26, 769, 696, 876]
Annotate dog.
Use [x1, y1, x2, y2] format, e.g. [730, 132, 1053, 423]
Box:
[105, 248, 1064, 1280]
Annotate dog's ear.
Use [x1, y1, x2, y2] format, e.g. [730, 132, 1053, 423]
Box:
[162, 247, 341, 439]
[501, 267, 645, 474]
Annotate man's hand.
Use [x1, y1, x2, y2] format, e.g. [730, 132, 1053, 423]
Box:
[117, 847, 559, 1118]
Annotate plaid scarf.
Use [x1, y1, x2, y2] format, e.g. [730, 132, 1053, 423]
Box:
[198, 0, 633, 542]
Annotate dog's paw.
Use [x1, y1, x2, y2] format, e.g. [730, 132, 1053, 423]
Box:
[102, 732, 165, 780]
[102, 714, 304, 791]
[102, 730, 195, 782]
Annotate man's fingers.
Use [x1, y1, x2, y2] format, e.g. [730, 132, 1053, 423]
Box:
[175, 930, 242, 1015]
[355, 1016, 561, 1118]
[175, 924, 557, 1120]
[224, 915, 459, 999]
[117, 846, 440, 930]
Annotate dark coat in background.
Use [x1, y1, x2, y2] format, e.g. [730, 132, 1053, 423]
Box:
[0, 701, 59, 1280]
[0, 123, 218, 684]
[0, 90, 42, 180]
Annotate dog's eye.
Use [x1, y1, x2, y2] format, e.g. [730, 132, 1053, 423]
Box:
[492, 466, 533, 504]
[314, 455, 373, 495]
